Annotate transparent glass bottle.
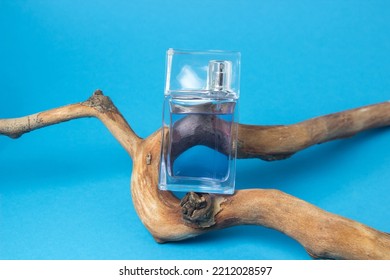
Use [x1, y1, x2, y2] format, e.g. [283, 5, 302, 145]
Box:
[158, 49, 240, 194]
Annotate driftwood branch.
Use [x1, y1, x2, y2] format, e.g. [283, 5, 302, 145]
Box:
[0, 90, 142, 157]
[1, 90, 390, 259]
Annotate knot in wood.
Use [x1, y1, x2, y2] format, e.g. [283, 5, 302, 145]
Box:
[180, 192, 215, 228]
[82, 90, 116, 112]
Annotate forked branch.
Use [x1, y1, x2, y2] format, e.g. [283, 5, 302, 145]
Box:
[1, 90, 389, 259]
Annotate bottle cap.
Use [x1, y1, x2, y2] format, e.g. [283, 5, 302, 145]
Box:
[207, 60, 232, 92]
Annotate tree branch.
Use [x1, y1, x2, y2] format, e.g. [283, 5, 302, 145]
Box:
[1, 91, 389, 259]
[0, 90, 142, 158]
[237, 101, 390, 160]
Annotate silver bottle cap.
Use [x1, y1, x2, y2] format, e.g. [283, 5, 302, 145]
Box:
[207, 60, 232, 92]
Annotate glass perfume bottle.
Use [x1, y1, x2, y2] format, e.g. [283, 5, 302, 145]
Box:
[158, 49, 240, 194]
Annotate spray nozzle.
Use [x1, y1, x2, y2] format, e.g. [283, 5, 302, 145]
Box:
[207, 60, 232, 92]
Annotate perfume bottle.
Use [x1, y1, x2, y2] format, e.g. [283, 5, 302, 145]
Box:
[158, 49, 240, 194]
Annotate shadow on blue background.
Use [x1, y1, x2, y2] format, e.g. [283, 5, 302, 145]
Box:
[1, 0, 389, 259]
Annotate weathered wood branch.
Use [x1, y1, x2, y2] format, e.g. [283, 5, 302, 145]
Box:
[0, 90, 142, 158]
[1, 90, 389, 259]
[236, 101, 390, 160]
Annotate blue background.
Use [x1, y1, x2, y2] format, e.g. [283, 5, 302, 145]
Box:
[1, 0, 389, 259]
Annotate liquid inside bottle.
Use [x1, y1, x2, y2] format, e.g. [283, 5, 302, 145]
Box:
[168, 97, 235, 182]
[158, 93, 237, 194]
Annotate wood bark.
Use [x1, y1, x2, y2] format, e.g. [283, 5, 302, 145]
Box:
[1, 90, 389, 259]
